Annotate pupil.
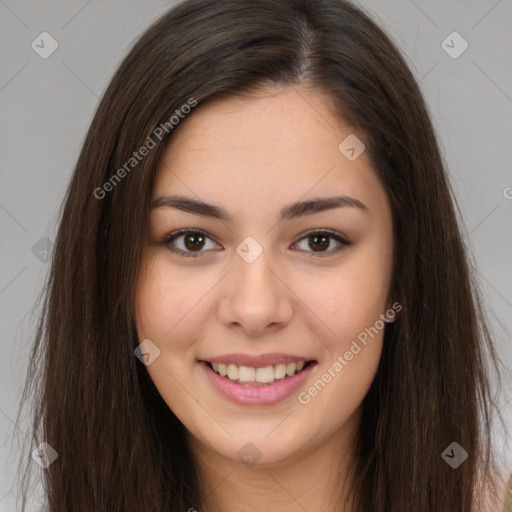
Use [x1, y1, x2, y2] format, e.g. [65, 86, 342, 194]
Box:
[184, 233, 205, 251]
[309, 234, 328, 251]
[182, 233, 329, 252]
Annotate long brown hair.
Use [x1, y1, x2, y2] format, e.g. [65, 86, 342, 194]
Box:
[13, 0, 505, 510]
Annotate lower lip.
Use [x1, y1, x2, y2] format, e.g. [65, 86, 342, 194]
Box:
[200, 361, 317, 406]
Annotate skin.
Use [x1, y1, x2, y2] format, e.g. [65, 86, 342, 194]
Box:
[134, 84, 395, 512]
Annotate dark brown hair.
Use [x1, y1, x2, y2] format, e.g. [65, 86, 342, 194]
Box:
[13, 0, 505, 510]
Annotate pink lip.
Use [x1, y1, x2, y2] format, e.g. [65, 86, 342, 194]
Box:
[201, 353, 315, 367]
[200, 360, 317, 406]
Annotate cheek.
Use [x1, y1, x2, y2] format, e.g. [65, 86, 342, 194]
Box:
[134, 253, 210, 344]
[291, 244, 392, 368]
[300, 262, 390, 336]
[295, 264, 389, 425]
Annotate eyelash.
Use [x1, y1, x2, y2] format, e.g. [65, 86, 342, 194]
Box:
[161, 228, 350, 259]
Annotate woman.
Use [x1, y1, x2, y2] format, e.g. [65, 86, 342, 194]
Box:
[14, 0, 509, 510]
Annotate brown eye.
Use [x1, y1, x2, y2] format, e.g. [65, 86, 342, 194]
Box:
[163, 229, 221, 258]
[183, 232, 206, 251]
[308, 233, 330, 251]
[292, 230, 350, 257]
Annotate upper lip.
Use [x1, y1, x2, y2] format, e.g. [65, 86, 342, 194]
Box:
[200, 353, 315, 367]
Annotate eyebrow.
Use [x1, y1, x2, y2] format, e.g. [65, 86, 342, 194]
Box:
[150, 194, 369, 221]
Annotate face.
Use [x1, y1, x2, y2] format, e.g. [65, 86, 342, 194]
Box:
[134, 84, 394, 467]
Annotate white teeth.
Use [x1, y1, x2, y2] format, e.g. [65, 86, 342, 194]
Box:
[238, 366, 255, 382]
[274, 364, 287, 380]
[227, 364, 238, 380]
[286, 363, 296, 376]
[255, 366, 274, 383]
[208, 360, 309, 384]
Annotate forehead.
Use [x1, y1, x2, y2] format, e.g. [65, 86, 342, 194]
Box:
[153, 85, 385, 217]
[161, 85, 351, 165]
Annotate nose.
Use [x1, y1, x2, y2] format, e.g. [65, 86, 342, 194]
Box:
[217, 251, 294, 336]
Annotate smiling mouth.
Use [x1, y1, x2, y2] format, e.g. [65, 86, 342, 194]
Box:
[204, 360, 315, 386]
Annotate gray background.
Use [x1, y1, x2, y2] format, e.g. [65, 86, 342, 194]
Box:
[1, 0, 511, 509]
